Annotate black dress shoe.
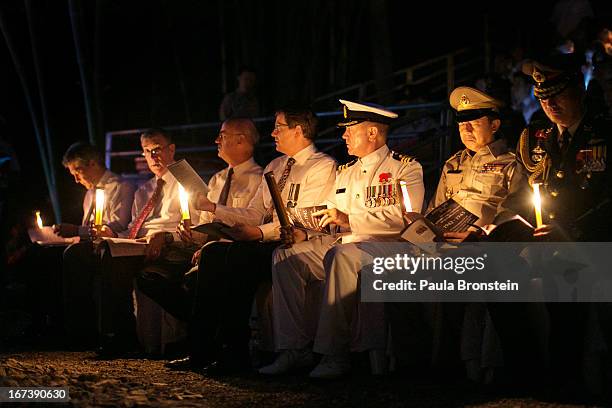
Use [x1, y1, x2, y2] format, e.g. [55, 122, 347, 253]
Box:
[165, 356, 194, 370]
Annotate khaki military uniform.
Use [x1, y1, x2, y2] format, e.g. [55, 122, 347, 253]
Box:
[431, 139, 516, 226]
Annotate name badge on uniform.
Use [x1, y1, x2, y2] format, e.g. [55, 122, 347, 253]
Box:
[336, 188, 346, 194]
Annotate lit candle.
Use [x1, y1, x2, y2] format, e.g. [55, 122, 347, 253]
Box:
[95, 188, 105, 226]
[399, 180, 413, 212]
[36, 211, 43, 229]
[532, 183, 543, 228]
[178, 184, 190, 221]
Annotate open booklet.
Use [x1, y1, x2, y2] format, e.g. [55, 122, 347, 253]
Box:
[192, 221, 234, 241]
[100, 237, 148, 257]
[482, 215, 535, 242]
[27, 226, 78, 246]
[167, 159, 209, 196]
[287, 205, 331, 235]
[401, 199, 479, 244]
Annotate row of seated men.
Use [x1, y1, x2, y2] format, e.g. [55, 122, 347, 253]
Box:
[54, 53, 610, 394]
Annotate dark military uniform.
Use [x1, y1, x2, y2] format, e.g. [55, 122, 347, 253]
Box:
[497, 111, 611, 241]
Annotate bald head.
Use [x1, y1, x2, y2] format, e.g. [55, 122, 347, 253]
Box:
[224, 118, 259, 146]
[216, 118, 259, 166]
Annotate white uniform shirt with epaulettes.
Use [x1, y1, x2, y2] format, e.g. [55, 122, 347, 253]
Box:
[332, 144, 425, 243]
[198, 157, 263, 225]
[214, 144, 337, 241]
[431, 139, 516, 226]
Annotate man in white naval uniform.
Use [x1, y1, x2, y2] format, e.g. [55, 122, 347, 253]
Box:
[260, 100, 425, 379]
[173, 107, 337, 373]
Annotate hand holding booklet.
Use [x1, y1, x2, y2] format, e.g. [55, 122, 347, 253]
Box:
[287, 205, 332, 235]
[401, 199, 479, 245]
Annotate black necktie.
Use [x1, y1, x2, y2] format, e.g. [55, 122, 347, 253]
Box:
[217, 167, 234, 206]
[559, 128, 570, 151]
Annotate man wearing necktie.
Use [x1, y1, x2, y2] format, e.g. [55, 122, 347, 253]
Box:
[133, 119, 263, 355]
[490, 53, 612, 393]
[58, 142, 134, 347]
[168, 107, 337, 373]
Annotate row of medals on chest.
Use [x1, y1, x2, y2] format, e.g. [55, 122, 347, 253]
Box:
[531, 128, 598, 192]
[285, 181, 399, 208]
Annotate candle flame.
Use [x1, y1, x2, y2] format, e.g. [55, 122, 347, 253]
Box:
[532, 183, 543, 228]
[36, 211, 43, 229]
[399, 181, 412, 212]
[95, 188, 105, 226]
[178, 184, 190, 220]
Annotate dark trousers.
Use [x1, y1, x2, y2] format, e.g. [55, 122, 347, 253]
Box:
[134, 244, 198, 322]
[22, 243, 64, 336]
[97, 241, 143, 340]
[62, 241, 98, 345]
[189, 240, 278, 363]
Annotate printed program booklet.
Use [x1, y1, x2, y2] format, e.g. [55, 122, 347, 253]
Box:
[167, 159, 209, 196]
[287, 205, 331, 235]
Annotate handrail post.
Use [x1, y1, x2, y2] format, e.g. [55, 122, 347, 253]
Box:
[105, 131, 113, 170]
[446, 55, 455, 97]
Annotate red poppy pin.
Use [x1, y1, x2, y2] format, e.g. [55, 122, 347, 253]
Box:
[379, 172, 391, 183]
[535, 129, 548, 140]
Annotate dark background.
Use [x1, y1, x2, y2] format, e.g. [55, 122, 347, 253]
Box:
[0, 0, 610, 226]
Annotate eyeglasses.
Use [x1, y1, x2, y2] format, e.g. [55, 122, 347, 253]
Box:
[141, 144, 170, 157]
[273, 123, 290, 132]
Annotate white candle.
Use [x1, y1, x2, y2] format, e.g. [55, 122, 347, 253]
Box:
[178, 184, 190, 221]
[399, 181, 412, 212]
[532, 183, 543, 228]
[95, 188, 105, 226]
[36, 211, 43, 229]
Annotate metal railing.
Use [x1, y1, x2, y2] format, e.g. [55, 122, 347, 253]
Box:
[312, 47, 485, 110]
[104, 102, 454, 181]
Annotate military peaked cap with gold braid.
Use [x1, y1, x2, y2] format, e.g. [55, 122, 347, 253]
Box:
[337, 99, 398, 127]
[521, 53, 584, 100]
[449, 86, 503, 122]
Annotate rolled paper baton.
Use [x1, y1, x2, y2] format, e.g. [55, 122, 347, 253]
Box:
[264, 171, 291, 228]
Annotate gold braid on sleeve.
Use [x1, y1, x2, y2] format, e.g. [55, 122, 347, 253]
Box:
[518, 128, 551, 186]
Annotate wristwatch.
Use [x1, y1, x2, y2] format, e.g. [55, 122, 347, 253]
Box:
[164, 232, 174, 245]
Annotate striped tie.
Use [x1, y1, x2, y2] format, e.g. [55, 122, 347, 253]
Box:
[262, 157, 295, 223]
[128, 178, 165, 239]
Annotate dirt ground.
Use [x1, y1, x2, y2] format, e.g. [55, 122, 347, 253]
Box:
[0, 351, 602, 408]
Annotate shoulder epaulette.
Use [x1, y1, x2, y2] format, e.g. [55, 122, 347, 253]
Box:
[391, 151, 415, 163]
[337, 159, 357, 172]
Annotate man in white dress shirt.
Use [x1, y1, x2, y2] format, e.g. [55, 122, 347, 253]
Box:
[259, 100, 425, 379]
[175, 107, 337, 373]
[134, 118, 263, 323]
[93, 128, 202, 356]
[60, 142, 135, 347]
